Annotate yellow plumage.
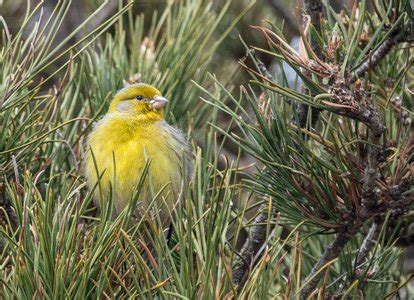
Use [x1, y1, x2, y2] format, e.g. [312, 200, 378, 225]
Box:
[84, 83, 191, 221]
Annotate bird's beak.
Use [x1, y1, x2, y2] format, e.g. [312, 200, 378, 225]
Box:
[150, 96, 169, 110]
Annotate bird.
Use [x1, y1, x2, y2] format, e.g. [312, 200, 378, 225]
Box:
[84, 83, 192, 225]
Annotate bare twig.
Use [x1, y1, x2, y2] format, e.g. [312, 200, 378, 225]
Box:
[355, 222, 380, 266]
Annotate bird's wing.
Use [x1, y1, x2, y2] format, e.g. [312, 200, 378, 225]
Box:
[157, 120, 193, 184]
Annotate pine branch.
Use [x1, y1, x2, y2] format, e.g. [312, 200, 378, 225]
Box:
[231, 51, 276, 291]
[299, 89, 414, 296]
[329, 82, 385, 135]
[0, 183, 18, 253]
[331, 221, 381, 298]
[302, 0, 323, 54]
[300, 222, 359, 299]
[232, 205, 274, 291]
[237, 1, 412, 297]
[355, 222, 380, 266]
[300, 89, 385, 299]
[348, 31, 405, 84]
[297, 0, 323, 132]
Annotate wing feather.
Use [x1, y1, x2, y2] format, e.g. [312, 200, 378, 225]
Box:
[157, 120, 193, 184]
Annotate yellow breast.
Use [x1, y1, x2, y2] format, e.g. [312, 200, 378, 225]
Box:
[84, 113, 184, 217]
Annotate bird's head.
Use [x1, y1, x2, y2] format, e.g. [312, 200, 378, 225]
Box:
[108, 83, 168, 119]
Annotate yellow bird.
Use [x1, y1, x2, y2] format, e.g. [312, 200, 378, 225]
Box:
[84, 83, 192, 223]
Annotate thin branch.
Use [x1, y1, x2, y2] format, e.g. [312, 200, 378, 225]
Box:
[297, 0, 324, 132]
[300, 220, 359, 299]
[302, 0, 323, 55]
[232, 204, 274, 291]
[360, 97, 385, 212]
[0, 183, 18, 253]
[348, 31, 405, 84]
[300, 90, 385, 299]
[355, 222, 380, 266]
[331, 221, 381, 298]
[232, 50, 277, 290]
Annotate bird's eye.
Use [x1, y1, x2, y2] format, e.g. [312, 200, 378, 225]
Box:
[136, 95, 143, 101]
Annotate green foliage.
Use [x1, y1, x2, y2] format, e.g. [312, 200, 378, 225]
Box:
[197, 0, 413, 297]
[0, 1, 248, 298]
[1, 145, 241, 298]
[1, 0, 413, 299]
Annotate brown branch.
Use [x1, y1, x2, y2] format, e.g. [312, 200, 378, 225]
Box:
[0, 183, 18, 253]
[300, 221, 359, 299]
[355, 221, 380, 266]
[329, 82, 385, 133]
[232, 205, 274, 291]
[300, 88, 385, 298]
[329, 221, 381, 298]
[297, 0, 324, 132]
[302, 0, 323, 54]
[347, 31, 405, 84]
[360, 98, 385, 213]
[300, 215, 382, 299]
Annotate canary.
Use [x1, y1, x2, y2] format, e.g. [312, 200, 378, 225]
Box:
[84, 83, 192, 222]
